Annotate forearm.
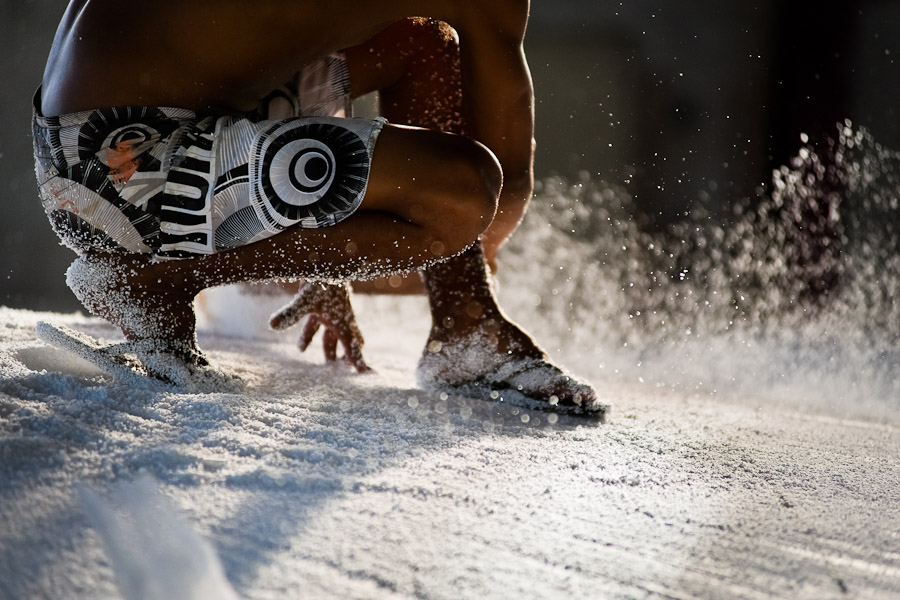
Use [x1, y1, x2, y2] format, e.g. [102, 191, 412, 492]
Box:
[480, 179, 532, 269]
[455, 3, 534, 165]
[453, 1, 535, 266]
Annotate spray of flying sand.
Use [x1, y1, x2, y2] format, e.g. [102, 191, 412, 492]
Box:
[497, 122, 899, 411]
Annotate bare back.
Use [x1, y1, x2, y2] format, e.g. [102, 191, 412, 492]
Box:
[41, 0, 407, 116]
[42, 0, 533, 201]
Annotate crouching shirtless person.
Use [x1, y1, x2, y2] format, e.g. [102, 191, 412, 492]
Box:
[34, 0, 604, 415]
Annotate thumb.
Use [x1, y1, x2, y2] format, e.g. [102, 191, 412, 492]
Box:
[269, 290, 315, 330]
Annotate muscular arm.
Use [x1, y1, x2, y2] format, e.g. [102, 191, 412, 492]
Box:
[453, 1, 535, 265]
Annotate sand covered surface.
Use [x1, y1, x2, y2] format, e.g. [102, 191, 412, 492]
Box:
[1, 295, 898, 599]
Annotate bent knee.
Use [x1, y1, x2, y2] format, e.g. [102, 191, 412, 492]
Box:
[367, 126, 500, 254]
[428, 136, 502, 252]
[463, 138, 503, 224]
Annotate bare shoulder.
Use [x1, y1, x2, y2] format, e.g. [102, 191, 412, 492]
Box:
[457, 0, 529, 42]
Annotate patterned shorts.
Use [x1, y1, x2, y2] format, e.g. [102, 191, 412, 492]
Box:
[32, 54, 385, 260]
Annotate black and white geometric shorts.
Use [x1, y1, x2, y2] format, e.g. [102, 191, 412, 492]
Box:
[32, 53, 384, 260]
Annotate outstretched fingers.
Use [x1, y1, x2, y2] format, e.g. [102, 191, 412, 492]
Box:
[298, 314, 322, 352]
[269, 293, 309, 331]
[269, 282, 370, 372]
[337, 320, 369, 372]
[321, 326, 338, 362]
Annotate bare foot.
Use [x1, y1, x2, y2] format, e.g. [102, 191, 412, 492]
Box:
[66, 253, 204, 365]
[416, 319, 607, 418]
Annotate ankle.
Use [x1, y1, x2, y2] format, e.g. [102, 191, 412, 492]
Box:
[426, 310, 545, 361]
[66, 253, 198, 345]
[429, 299, 500, 339]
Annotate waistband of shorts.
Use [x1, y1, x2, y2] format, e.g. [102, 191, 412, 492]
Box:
[32, 86, 199, 130]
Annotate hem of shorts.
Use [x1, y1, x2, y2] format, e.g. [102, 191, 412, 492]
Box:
[32, 85, 198, 126]
[326, 116, 388, 231]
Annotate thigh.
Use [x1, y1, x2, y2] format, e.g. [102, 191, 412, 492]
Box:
[361, 124, 497, 225]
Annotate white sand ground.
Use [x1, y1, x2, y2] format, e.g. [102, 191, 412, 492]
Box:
[1, 292, 898, 600]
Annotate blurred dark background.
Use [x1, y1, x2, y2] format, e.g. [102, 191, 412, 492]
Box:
[2, 0, 900, 312]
